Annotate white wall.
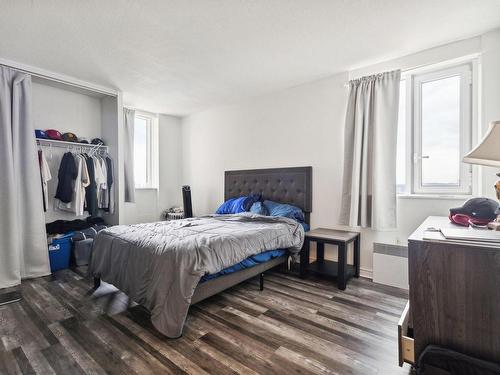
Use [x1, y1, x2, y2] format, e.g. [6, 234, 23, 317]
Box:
[101, 94, 121, 225]
[32, 81, 103, 138]
[182, 72, 353, 263]
[348, 36, 482, 79]
[121, 114, 182, 224]
[480, 29, 500, 196]
[32, 81, 104, 223]
[158, 114, 183, 215]
[181, 30, 500, 279]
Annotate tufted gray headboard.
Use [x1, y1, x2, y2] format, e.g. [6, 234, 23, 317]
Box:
[224, 166, 312, 224]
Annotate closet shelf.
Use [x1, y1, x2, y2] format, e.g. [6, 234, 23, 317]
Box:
[36, 138, 109, 150]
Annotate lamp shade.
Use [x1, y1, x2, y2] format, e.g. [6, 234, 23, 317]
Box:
[463, 121, 500, 167]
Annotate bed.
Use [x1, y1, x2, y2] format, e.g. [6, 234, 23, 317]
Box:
[89, 166, 312, 338]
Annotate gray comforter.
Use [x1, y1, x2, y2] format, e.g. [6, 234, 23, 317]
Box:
[89, 213, 304, 337]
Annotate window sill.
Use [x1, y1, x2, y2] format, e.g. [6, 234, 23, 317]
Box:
[135, 187, 159, 191]
[397, 194, 472, 200]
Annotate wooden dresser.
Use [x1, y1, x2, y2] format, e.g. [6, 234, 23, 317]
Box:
[399, 216, 500, 367]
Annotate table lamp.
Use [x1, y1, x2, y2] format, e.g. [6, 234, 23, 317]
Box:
[463, 120, 500, 201]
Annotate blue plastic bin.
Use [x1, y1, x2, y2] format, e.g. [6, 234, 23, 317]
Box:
[48, 232, 74, 272]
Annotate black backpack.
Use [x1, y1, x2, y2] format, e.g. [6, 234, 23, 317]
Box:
[417, 345, 500, 375]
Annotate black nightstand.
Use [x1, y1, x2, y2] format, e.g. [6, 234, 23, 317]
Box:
[299, 228, 360, 290]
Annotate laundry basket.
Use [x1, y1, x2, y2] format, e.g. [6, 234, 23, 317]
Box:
[48, 232, 74, 272]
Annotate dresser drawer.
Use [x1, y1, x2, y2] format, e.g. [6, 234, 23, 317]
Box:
[398, 301, 415, 366]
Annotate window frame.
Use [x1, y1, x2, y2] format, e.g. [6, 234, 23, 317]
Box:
[133, 111, 159, 190]
[396, 78, 410, 195]
[398, 59, 477, 197]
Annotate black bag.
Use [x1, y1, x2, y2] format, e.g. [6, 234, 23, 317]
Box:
[417, 345, 500, 375]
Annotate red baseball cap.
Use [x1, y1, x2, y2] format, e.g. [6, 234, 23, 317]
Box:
[45, 129, 63, 141]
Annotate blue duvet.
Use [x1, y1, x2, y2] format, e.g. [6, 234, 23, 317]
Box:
[200, 249, 286, 282]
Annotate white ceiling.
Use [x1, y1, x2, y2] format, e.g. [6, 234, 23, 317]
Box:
[1, 1, 500, 116]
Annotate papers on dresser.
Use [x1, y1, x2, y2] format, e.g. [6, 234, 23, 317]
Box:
[423, 227, 500, 247]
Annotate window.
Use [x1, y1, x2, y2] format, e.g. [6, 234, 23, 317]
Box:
[134, 112, 158, 189]
[397, 62, 474, 195]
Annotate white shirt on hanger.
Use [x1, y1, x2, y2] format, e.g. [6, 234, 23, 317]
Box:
[92, 156, 105, 202]
[98, 156, 108, 208]
[76, 155, 90, 215]
[40, 150, 51, 209]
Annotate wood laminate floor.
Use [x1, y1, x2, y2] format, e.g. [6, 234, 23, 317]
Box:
[0, 268, 412, 375]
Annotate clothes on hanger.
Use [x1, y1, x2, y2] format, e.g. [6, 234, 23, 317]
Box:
[38, 150, 51, 212]
[92, 155, 106, 208]
[96, 155, 108, 209]
[57, 154, 90, 216]
[43, 145, 113, 217]
[54, 152, 77, 203]
[76, 154, 91, 215]
[105, 156, 114, 214]
[83, 154, 98, 216]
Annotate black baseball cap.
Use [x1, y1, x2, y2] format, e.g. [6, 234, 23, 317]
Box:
[450, 198, 499, 222]
[91, 138, 105, 145]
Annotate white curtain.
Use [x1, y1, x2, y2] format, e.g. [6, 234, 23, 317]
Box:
[339, 70, 401, 231]
[0, 67, 50, 288]
[123, 108, 135, 203]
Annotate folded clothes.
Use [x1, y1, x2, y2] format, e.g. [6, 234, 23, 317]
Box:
[86, 216, 105, 225]
[46, 216, 106, 235]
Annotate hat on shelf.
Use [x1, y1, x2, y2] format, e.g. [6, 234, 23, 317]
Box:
[91, 138, 105, 145]
[79, 137, 89, 144]
[62, 132, 78, 142]
[35, 129, 49, 139]
[45, 129, 63, 141]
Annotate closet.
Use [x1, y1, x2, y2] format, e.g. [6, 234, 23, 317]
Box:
[31, 77, 121, 225]
[0, 61, 123, 285]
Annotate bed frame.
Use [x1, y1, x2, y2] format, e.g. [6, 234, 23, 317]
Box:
[191, 166, 312, 303]
[94, 166, 312, 305]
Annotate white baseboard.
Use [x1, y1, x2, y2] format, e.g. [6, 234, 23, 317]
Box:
[359, 267, 373, 279]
